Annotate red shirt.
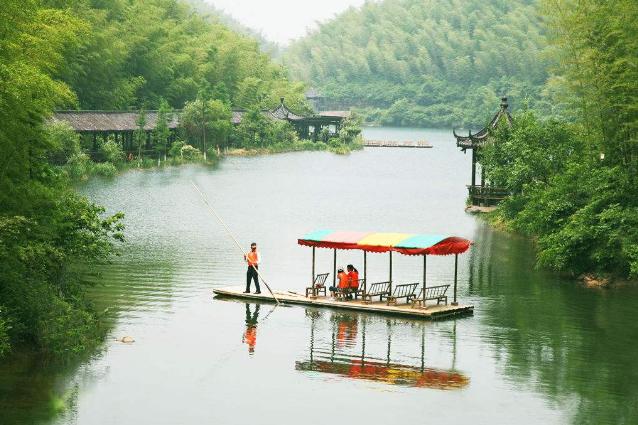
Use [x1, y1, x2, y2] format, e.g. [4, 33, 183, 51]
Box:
[348, 271, 359, 288]
[337, 271, 349, 288]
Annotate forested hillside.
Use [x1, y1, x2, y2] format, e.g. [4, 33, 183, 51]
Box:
[284, 0, 549, 127]
[0, 0, 309, 359]
[48, 0, 305, 111]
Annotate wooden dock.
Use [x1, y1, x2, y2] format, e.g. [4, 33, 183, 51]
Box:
[213, 286, 473, 320]
[363, 140, 432, 148]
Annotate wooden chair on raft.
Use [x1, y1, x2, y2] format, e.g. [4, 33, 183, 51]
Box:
[410, 284, 450, 308]
[333, 278, 367, 301]
[306, 273, 329, 297]
[361, 281, 391, 303]
[381, 282, 420, 306]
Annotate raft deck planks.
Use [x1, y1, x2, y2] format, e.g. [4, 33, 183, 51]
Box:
[213, 286, 473, 320]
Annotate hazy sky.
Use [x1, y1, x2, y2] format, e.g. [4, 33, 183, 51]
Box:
[204, 0, 367, 45]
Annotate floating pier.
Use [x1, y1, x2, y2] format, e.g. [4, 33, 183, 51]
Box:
[213, 286, 473, 320]
[363, 140, 432, 148]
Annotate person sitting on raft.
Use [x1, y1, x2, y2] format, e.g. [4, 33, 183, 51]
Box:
[329, 267, 349, 297]
[347, 264, 359, 289]
[346, 264, 359, 299]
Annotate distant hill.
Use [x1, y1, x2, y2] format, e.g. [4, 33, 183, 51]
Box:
[185, 0, 280, 56]
[283, 0, 550, 127]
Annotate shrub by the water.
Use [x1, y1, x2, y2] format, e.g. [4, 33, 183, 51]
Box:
[168, 140, 185, 158]
[92, 162, 118, 177]
[65, 152, 93, 180]
[180, 144, 202, 160]
[99, 140, 125, 165]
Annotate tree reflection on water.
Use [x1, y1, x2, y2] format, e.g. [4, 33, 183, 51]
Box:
[469, 223, 638, 425]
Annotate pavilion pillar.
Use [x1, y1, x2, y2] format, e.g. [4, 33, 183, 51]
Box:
[422, 255, 427, 305]
[471, 148, 476, 187]
[452, 254, 459, 306]
[480, 154, 485, 188]
[480, 151, 485, 207]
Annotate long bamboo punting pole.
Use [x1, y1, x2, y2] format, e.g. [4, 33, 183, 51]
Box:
[191, 181, 280, 304]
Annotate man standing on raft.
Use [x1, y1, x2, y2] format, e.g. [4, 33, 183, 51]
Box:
[243, 242, 261, 294]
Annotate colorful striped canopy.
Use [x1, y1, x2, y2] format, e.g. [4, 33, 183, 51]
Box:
[298, 230, 471, 256]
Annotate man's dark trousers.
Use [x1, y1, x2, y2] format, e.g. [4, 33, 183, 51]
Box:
[246, 265, 261, 293]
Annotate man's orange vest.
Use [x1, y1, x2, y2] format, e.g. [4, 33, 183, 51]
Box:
[247, 251, 259, 267]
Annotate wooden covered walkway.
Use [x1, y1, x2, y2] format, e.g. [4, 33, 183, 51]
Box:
[52, 110, 180, 152]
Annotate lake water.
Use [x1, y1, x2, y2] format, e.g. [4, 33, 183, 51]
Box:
[1, 127, 637, 425]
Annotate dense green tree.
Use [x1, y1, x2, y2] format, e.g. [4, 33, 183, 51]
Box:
[284, 0, 550, 127]
[0, 0, 123, 357]
[154, 99, 173, 163]
[181, 97, 232, 158]
[41, 0, 307, 111]
[133, 109, 147, 163]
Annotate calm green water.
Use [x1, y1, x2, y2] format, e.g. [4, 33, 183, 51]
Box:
[2, 127, 637, 425]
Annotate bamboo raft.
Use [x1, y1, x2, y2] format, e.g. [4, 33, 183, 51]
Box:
[213, 286, 473, 320]
[363, 140, 432, 148]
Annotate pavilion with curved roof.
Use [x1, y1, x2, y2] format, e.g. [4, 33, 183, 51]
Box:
[453, 97, 513, 207]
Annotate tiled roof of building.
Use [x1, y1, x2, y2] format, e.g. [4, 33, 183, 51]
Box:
[52, 110, 180, 132]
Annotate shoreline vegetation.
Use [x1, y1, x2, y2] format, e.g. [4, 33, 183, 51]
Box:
[53, 114, 363, 181]
[0, 0, 362, 360]
[475, 0, 638, 286]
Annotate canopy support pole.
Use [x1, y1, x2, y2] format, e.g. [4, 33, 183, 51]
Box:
[332, 248, 337, 288]
[311, 246, 316, 296]
[452, 253, 459, 306]
[388, 251, 393, 294]
[423, 255, 427, 305]
[363, 250, 367, 298]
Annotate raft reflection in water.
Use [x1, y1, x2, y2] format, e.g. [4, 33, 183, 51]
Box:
[296, 310, 469, 389]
